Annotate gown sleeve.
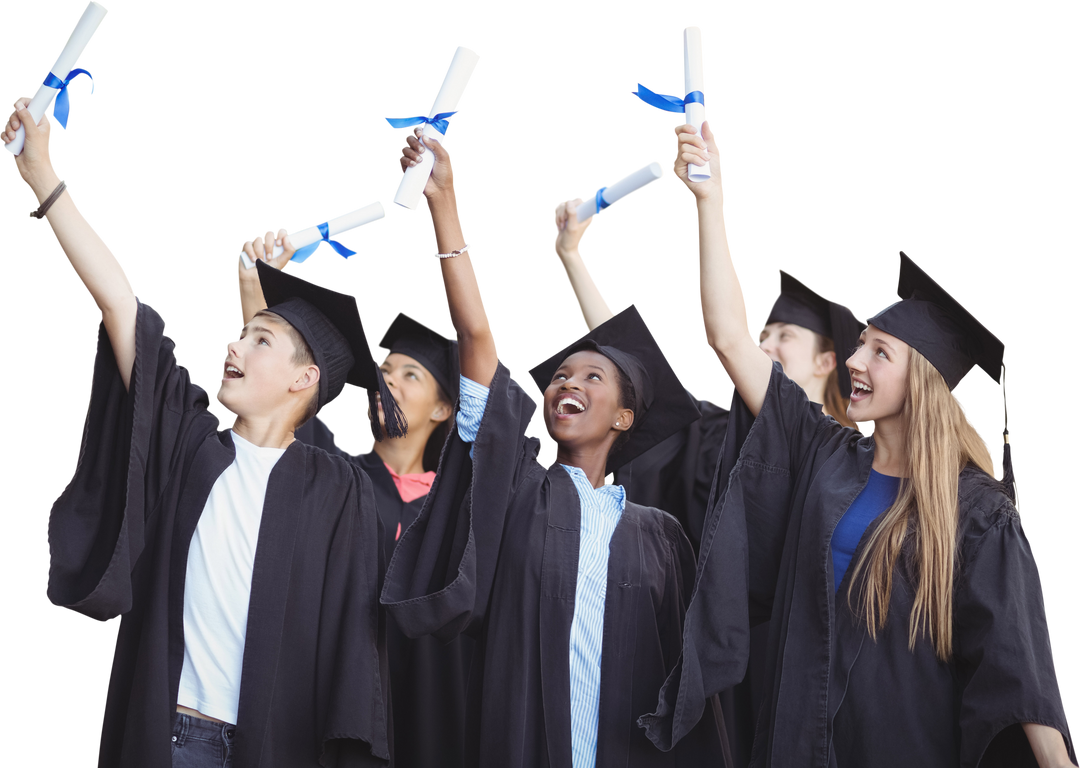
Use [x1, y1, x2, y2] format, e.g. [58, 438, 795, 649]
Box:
[46, 301, 218, 621]
[381, 361, 539, 643]
[953, 488, 1074, 768]
[640, 363, 843, 751]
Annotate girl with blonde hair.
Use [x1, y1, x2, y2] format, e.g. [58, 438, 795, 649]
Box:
[643, 121, 1075, 768]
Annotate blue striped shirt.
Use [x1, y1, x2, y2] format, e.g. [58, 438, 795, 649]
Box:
[455, 376, 627, 768]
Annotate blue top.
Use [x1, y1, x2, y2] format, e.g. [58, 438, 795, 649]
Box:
[456, 375, 626, 768]
[831, 469, 901, 592]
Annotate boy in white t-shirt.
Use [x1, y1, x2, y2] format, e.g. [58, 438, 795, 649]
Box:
[6, 101, 398, 767]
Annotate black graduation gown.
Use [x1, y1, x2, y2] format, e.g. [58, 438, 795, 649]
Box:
[381, 362, 726, 767]
[295, 418, 474, 768]
[614, 398, 729, 552]
[656, 362, 1074, 767]
[47, 303, 390, 768]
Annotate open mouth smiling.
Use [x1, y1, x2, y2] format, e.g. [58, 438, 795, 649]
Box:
[555, 394, 586, 416]
[850, 376, 872, 399]
[224, 363, 244, 380]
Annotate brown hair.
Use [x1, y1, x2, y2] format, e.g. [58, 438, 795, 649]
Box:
[847, 348, 993, 660]
[255, 310, 318, 428]
[814, 334, 857, 429]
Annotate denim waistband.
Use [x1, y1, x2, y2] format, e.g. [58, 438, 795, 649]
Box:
[172, 712, 236, 748]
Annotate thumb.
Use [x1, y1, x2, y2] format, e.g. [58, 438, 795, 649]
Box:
[701, 120, 717, 153]
[270, 231, 296, 269]
[424, 132, 449, 162]
[18, 107, 48, 145]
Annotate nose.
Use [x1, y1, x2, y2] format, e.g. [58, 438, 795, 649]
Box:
[227, 340, 241, 359]
[759, 336, 780, 361]
[846, 345, 866, 372]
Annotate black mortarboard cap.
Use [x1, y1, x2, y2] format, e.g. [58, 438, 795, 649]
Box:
[379, 314, 460, 402]
[766, 271, 865, 399]
[868, 253, 1015, 501]
[528, 305, 701, 475]
[867, 253, 1004, 390]
[256, 260, 407, 439]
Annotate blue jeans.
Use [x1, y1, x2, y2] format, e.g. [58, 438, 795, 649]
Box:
[171, 713, 235, 768]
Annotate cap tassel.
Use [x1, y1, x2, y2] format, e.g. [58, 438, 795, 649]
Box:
[1001, 363, 1017, 505]
[370, 369, 408, 441]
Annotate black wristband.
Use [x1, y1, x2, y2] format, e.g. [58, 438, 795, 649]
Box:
[27, 176, 69, 220]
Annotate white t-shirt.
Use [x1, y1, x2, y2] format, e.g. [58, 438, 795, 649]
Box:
[177, 430, 286, 724]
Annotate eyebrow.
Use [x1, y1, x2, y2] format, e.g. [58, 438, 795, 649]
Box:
[869, 336, 894, 351]
[242, 324, 277, 337]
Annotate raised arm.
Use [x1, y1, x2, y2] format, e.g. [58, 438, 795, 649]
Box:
[554, 199, 614, 331]
[676, 122, 772, 416]
[237, 230, 296, 325]
[6, 99, 138, 389]
[402, 129, 497, 387]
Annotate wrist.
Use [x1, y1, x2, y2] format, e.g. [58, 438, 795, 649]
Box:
[556, 246, 581, 262]
[425, 186, 457, 209]
[27, 169, 62, 202]
[695, 190, 724, 210]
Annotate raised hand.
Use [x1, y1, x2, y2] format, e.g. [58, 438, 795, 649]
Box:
[401, 127, 454, 200]
[674, 121, 722, 203]
[5, 98, 59, 200]
[554, 199, 593, 261]
[238, 229, 295, 325]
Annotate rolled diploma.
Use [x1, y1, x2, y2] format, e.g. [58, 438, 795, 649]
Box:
[575, 163, 663, 222]
[239, 202, 386, 270]
[393, 47, 480, 210]
[5, 2, 108, 156]
[684, 26, 711, 182]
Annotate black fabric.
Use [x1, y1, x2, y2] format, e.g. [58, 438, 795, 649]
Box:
[613, 398, 729, 553]
[660, 362, 1073, 767]
[382, 362, 726, 766]
[264, 297, 355, 410]
[380, 313, 460, 402]
[47, 303, 390, 768]
[294, 417, 474, 768]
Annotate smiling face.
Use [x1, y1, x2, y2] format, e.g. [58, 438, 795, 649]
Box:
[845, 323, 911, 423]
[542, 349, 634, 453]
[371, 352, 451, 436]
[758, 322, 837, 394]
[217, 312, 320, 426]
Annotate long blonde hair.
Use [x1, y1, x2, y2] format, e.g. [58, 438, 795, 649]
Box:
[815, 334, 857, 429]
[847, 348, 993, 660]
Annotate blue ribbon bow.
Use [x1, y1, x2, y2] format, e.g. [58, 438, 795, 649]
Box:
[632, 84, 704, 113]
[385, 111, 457, 135]
[43, 69, 94, 129]
[290, 222, 356, 264]
[595, 187, 610, 213]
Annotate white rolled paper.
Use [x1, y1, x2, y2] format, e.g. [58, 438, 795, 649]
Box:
[683, 26, 711, 182]
[239, 202, 386, 270]
[393, 47, 480, 210]
[5, 2, 108, 156]
[575, 163, 663, 222]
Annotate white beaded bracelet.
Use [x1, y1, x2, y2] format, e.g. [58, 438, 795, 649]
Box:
[437, 244, 469, 259]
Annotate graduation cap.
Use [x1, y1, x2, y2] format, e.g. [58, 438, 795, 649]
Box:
[867, 252, 1015, 499]
[528, 305, 701, 475]
[256, 260, 406, 440]
[380, 314, 460, 402]
[766, 271, 865, 399]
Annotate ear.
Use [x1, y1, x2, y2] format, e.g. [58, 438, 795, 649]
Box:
[612, 408, 635, 433]
[290, 364, 321, 394]
[814, 349, 837, 378]
[430, 399, 453, 424]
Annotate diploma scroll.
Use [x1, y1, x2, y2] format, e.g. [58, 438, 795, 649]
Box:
[5, 2, 108, 156]
[239, 203, 386, 270]
[683, 27, 711, 182]
[575, 163, 663, 222]
[393, 47, 480, 210]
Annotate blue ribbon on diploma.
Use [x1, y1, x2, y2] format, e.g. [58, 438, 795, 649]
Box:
[632, 84, 704, 113]
[385, 111, 458, 134]
[290, 222, 357, 264]
[595, 187, 610, 213]
[44, 69, 94, 129]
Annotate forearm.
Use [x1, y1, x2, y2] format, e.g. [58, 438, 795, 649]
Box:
[430, 191, 497, 385]
[556, 249, 614, 332]
[239, 270, 267, 325]
[697, 195, 749, 355]
[30, 170, 136, 321]
[1022, 723, 1075, 768]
